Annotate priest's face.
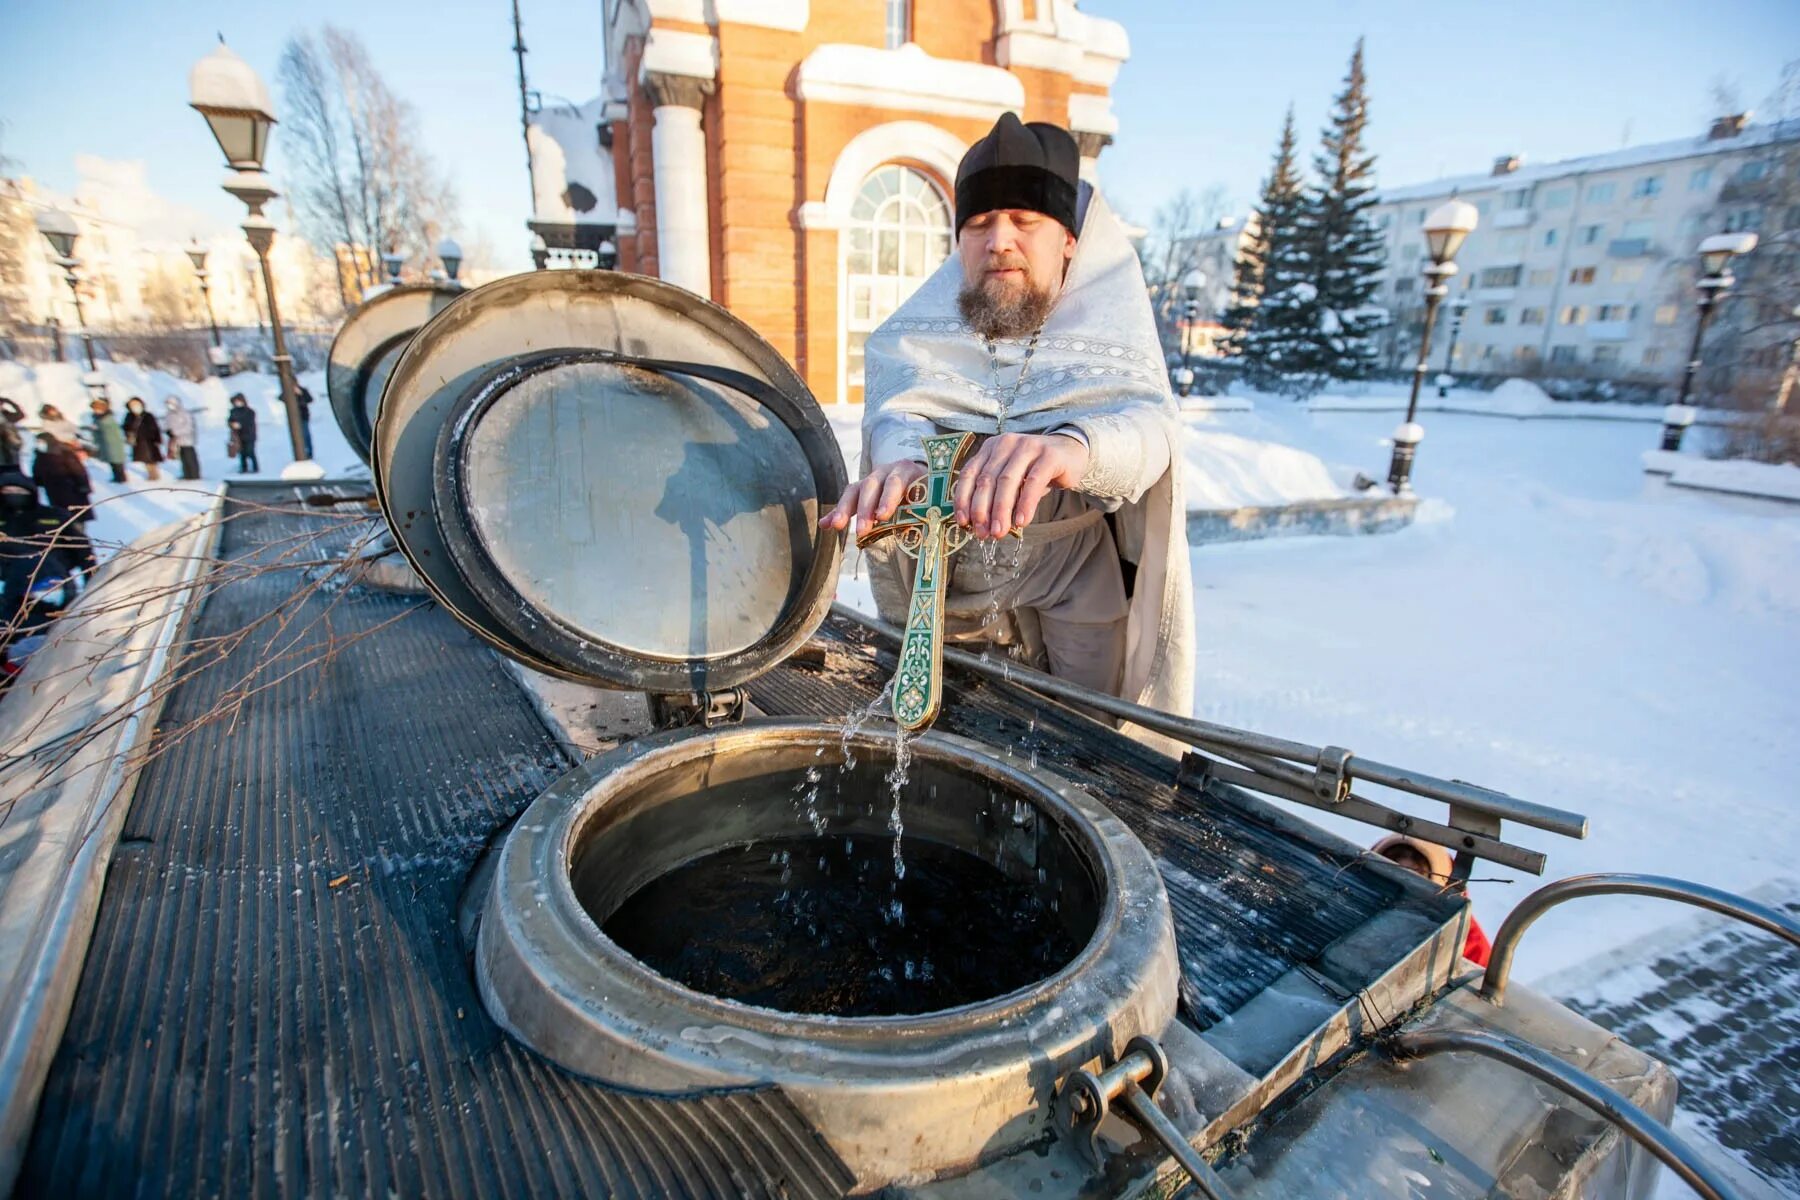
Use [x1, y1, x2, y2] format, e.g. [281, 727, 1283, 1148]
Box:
[956, 208, 1076, 339]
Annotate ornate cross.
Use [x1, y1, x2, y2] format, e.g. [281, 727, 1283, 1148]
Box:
[856, 432, 983, 731]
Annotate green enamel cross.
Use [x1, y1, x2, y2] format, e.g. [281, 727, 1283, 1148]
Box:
[856, 432, 979, 730]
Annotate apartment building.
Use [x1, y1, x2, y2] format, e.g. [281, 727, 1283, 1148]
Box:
[1366, 114, 1798, 380]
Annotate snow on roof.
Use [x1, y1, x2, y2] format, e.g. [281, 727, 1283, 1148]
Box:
[528, 97, 617, 227]
[1374, 120, 1800, 205]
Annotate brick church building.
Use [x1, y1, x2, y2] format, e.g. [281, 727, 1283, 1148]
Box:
[572, 1, 1130, 406]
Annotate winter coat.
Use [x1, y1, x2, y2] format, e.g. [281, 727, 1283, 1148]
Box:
[40, 417, 81, 446]
[0, 469, 75, 584]
[89, 414, 126, 465]
[227, 405, 258, 447]
[163, 400, 198, 450]
[32, 444, 92, 516]
[122, 411, 165, 464]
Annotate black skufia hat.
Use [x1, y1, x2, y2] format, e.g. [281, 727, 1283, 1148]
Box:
[954, 112, 1080, 235]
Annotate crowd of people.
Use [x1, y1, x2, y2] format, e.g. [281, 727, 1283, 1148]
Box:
[0, 387, 293, 686]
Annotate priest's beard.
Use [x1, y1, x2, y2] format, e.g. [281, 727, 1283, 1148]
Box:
[957, 273, 1056, 340]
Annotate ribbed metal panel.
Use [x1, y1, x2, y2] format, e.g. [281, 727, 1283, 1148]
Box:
[20, 489, 854, 1199]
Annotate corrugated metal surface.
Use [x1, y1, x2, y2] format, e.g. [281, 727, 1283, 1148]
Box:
[19, 488, 854, 1199]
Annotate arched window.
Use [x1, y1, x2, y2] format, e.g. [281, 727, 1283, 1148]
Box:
[843, 164, 952, 389]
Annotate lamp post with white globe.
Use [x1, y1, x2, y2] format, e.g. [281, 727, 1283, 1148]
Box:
[1660, 231, 1758, 452]
[437, 238, 464, 286]
[1173, 268, 1205, 397]
[1436, 292, 1470, 399]
[186, 240, 228, 375]
[188, 38, 314, 472]
[1388, 198, 1478, 494]
[35, 207, 97, 372]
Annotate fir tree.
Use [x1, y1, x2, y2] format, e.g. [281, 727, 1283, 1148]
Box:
[1226, 107, 1317, 393]
[1294, 38, 1389, 384]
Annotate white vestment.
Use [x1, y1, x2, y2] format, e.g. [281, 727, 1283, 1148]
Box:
[860, 188, 1195, 742]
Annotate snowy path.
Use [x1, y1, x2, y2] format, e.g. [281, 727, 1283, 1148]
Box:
[1187, 397, 1800, 985]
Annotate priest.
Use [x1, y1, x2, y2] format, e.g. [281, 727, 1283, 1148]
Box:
[821, 113, 1195, 732]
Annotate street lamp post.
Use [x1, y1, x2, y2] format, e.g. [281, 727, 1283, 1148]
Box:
[381, 248, 406, 287]
[1389, 198, 1479, 494]
[35, 208, 98, 372]
[529, 234, 550, 272]
[189, 38, 315, 474]
[1661, 231, 1758, 452]
[1436, 293, 1470, 398]
[436, 238, 464, 286]
[186, 240, 228, 376]
[1176, 268, 1205, 397]
[598, 238, 618, 271]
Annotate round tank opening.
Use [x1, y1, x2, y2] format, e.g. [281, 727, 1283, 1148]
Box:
[567, 738, 1104, 1018]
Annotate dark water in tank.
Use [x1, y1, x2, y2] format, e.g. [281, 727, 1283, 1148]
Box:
[601, 833, 1083, 1017]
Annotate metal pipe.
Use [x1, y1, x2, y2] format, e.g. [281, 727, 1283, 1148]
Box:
[832, 603, 1588, 839]
[1116, 1085, 1237, 1200]
[1389, 1029, 1740, 1200]
[1482, 874, 1800, 1005]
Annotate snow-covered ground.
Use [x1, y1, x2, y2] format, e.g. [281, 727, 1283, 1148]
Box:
[0, 360, 359, 556]
[1309, 377, 1734, 424]
[1177, 391, 1800, 985]
[1644, 450, 1800, 503]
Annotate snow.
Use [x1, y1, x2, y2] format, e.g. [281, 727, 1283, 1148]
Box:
[1185, 397, 1800, 984]
[1309, 382, 1731, 424]
[1180, 425, 1346, 508]
[0, 360, 360, 564]
[1664, 457, 1800, 504]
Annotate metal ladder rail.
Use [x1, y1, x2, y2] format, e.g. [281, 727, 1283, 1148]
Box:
[1480, 873, 1800, 1005]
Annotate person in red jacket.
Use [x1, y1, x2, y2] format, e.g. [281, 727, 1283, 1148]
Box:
[1372, 835, 1492, 966]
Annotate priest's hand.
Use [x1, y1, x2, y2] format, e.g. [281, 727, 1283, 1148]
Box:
[952, 432, 1089, 539]
[819, 459, 929, 536]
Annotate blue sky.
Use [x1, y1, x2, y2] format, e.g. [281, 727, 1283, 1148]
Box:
[1, 0, 1795, 270]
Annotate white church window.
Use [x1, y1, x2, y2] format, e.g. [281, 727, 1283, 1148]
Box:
[885, 0, 911, 49]
[843, 165, 951, 388]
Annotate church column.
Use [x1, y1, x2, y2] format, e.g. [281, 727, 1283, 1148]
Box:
[644, 71, 716, 297]
[1074, 130, 1112, 183]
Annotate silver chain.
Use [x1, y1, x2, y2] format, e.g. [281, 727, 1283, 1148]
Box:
[985, 328, 1042, 434]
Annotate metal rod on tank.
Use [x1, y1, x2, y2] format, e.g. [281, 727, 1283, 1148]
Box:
[1481, 874, 1800, 1006]
[1114, 1086, 1238, 1200]
[1388, 1029, 1741, 1200]
[832, 604, 1588, 839]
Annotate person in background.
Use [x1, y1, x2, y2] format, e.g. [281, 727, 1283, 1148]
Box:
[0, 399, 22, 470]
[88, 398, 128, 483]
[0, 468, 77, 637]
[29, 432, 96, 584]
[121, 397, 164, 482]
[293, 382, 315, 458]
[163, 395, 201, 481]
[1372, 834, 1492, 966]
[38, 404, 82, 451]
[227, 394, 259, 474]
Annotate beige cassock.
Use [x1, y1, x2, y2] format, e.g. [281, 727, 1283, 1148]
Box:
[859, 186, 1196, 751]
